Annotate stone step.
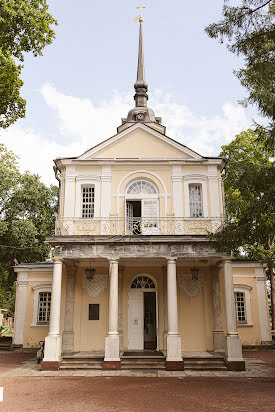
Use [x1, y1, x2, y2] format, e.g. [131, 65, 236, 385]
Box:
[60, 364, 102, 370]
[62, 358, 103, 363]
[0, 343, 12, 351]
[185, 365, 227, 371]
[184, 360, 225, 365]
[121, 365, 166, 370]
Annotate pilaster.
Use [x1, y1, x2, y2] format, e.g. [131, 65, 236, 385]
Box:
[62, 265, 77, 353]
[13, 272, 28, 346]
[223, 259, 245, 371]
[210, 266, 225, 352]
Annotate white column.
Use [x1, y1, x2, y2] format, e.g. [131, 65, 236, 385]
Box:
[224, 259, 244, 363]
[210, 266, 225, 352]
[13, 272, 28, 346]
[166, 259, 182, 362]
[104, 259, 120, 362]
[256, 274, 272, 344]
[62, 266, 77, 353]
[43, 258, 63, 363]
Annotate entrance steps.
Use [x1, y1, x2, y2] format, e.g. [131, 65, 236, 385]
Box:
[121, 352, 166, 370]
[183, 356, 227, 371]
[60, 355, 103, 370]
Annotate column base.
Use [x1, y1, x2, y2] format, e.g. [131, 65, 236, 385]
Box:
[43, 335, 62, 362]
[62, 330, 74, 353]
[103, 361, 121, 370]
[166, 334, 182, 362]
[213, 330, 225, 352]
[226, 360, 245, 371]
[104, 334, 120, 362]
[41, 361, 61, 371]
[226, 335, 243, 359]
[166, 360, 184, 371]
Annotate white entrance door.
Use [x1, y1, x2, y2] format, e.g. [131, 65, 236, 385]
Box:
[128, 290, 143, 350]
[126, 202, 134, 235]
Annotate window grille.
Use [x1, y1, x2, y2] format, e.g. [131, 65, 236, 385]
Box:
[127, 180, 157, 195]
[82, 187, 94, 218]
[189, 184, 203, 217]
[235, 292, 246, 323]
[131, 276, 155, 289]
[38, 292, 51, 323]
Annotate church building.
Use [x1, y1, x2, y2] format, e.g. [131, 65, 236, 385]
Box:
[13, 19, 272, 372]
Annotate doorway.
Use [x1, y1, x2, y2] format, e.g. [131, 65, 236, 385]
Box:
[128, 284, 158, 350]
[144, 292, 157, 349]
[126, 201, 141, 234]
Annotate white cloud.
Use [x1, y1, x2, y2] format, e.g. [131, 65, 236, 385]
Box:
[0, 84, 252, 185]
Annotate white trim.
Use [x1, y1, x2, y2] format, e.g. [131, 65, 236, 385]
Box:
[234, 285, 253, 326]
[75, 179, 100, 218]
[256, 275, 272, 342]
[183, 175, 208, 217]
[101, 166, 111, 218]
[78, 123, 202, 161]
[13, 272, 28, 345]
[172, 166, 183, 217]
[31, 285, 52, 327]
[116, 170, 168, 216]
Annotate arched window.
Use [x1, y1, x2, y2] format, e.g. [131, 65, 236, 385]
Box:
[126, 180, 159, 234]
[127, 180, 158, 195]
[131, 276, 156, 289]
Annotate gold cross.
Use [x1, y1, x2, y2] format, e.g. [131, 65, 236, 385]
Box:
[132, 5, 146, 23]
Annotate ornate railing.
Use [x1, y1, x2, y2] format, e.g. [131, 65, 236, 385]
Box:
[55, 217, 224, 236]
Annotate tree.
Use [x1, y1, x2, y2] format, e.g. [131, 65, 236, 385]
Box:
[0, 144, 58, 315]
[209, 130, 275, 329]
[0, 0, 57, 128]
[205, 1, 275, 144]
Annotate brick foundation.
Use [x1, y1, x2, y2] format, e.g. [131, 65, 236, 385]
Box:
[226, 360, 245, 371]
[41, 361, 61, 371]
[102, 361, 121, 370]
[165, 360, 184, 371]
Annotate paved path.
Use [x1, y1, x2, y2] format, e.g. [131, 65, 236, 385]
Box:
[0, 351, 274, 411]
[0, 376, 274, 411]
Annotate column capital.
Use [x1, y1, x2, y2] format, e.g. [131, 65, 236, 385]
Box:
[167, 258, 177, 264]
[53, 257, 63, 264]
[223, 258, 232, 265]
[109, 259, 119, 265]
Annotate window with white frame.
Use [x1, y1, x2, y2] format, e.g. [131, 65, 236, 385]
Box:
[31, 285, 52, 327]
[82, 186, 94, 218]
[189, 184, 203, 217]
[234, 292, 246, 323]
[38, 292, 51, 324]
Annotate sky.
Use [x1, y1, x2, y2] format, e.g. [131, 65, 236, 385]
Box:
[0, 0, 257, 186]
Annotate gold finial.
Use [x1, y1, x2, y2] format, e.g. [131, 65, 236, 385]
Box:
[132, 5, 146, 23]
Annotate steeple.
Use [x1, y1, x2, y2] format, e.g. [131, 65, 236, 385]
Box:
[125, 17, 160, 124]
[134, 22, 148, 108]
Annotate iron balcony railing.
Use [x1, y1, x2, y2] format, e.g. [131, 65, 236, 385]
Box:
[55, 217, 224, 236]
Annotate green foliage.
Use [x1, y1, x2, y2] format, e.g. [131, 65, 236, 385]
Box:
[0, 0, 57, 128]
[0, 144, 58, 316]
[205, 1, 275, 142]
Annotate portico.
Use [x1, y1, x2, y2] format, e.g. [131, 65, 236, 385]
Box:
[41, 235, 245, 371]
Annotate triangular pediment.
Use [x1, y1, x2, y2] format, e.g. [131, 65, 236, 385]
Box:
[78, 124, 202, 161]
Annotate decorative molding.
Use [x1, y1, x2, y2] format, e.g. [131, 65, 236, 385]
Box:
[178, 273, 204, 297]
[82, 275, 107, 297]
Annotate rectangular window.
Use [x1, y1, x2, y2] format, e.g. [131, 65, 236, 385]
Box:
[89, 304, 99, 320]
[38, 292, 51, 324]
[189, 184, 203, 217]
[82, 187, 94, 218]
[235, 292, 246, 323]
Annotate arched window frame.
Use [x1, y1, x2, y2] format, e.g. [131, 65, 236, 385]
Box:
[31, 285, 52, 327]
[129, 274, 157, 290]
[234, 284, 253, 327]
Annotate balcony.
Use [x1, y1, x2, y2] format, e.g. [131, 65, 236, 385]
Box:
[55, 217, 223, 236]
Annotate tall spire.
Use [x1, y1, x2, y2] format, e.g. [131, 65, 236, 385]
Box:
[125, 7, 159, 124]
[134, 21, 148, 107]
